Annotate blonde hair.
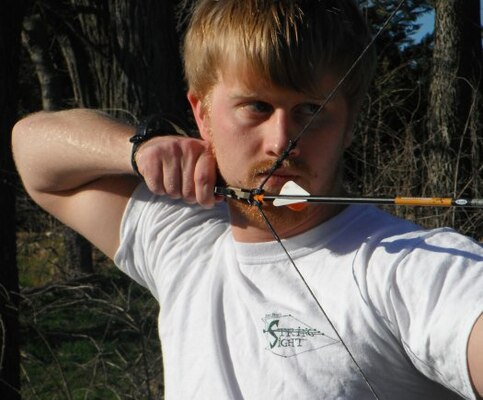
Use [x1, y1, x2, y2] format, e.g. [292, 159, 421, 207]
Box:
[182, 0, 375, 110]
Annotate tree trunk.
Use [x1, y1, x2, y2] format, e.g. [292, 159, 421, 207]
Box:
[426, 0, 481, 234]
[63, 229, 94, 274]
[0, 1, 26, 398]
[70, 0, 189, 118]
[22, 10, 94, 274]
[22, 14, 64, 111]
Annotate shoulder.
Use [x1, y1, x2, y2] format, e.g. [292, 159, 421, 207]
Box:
[116, 183, 230, 259]
[347, 206, 482, 262]
[350, 208, 483, 328]
[114, 183, 231, 292]
[121, 183, 229, 227]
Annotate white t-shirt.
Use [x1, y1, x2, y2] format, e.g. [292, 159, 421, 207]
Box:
[115, 184, 483, 400]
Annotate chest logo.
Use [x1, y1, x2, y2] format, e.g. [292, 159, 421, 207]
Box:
[262, 313, 339, 357]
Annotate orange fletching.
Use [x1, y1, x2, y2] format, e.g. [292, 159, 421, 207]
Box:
[287, 203, 308, 211]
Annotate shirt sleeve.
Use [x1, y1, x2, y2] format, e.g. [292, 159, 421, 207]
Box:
[366, 228, 483, 399]
[114, 183, 229, 301]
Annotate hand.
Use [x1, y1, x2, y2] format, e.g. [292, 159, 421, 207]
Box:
[134, 136, 217, 208]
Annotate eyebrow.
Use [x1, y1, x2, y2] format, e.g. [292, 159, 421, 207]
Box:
[228, 90, 331, 103]
[227, 89, 262, 100]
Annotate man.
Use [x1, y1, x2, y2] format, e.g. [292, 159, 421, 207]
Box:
[12, 0, 483, 399]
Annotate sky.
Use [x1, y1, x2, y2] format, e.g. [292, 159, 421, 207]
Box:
[412, 11, 434, 42]
[411, 1, 483, 43]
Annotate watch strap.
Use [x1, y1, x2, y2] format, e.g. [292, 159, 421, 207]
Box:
[129, 114, 187, 177]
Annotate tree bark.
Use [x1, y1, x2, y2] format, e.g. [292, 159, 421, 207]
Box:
[426, 0, 481, 233]
[0, 1, 26, 398]
[22, 14, 64, 111]
[70, 0, 188, 118]
[22, 10, 94, 274]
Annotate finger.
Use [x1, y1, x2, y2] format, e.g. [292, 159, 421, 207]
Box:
[144, 166, 166, 196]
[135, 144, 166, 195]
[162, 144, 182, 199]
[180, 144, 198, 204]
[194, 149, 217, 208]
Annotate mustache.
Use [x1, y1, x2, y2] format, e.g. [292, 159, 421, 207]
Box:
[248, 159, 311, 180]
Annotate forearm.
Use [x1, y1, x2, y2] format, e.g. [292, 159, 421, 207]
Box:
[12, 108, 135, 195]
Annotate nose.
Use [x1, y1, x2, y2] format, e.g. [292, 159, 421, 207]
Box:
[263, 110, 300, 158]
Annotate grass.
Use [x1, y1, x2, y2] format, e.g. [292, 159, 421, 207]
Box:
[17, 228, 164, 399]
[17, 231, 64, 287]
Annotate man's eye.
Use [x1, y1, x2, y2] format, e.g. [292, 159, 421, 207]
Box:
[298, 103, 322, 116]
[246, 101, 273, 114]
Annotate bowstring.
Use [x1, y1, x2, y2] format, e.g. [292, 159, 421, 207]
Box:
[257, 0, 406, 192]
[253, 1, 406, 399]
[255, 202, 381, 399]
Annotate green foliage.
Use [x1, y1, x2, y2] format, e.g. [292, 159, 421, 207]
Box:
[17, 232, 64, 287]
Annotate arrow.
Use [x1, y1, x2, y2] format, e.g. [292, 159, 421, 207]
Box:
[250, 181, 483, 211]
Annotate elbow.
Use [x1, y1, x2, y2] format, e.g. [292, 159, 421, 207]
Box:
[11, 115, 33, 180]
[11, 112, 52, 195]
[11, 111, 47, 159]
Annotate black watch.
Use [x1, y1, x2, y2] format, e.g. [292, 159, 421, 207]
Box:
[129, 114, 186, 177]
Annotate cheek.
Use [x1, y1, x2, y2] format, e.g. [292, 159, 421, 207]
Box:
[299, 129, 348, 175]
[208, 123, 246, 184]
[210, 116, 261, 161]
[299, 133, 344, 162]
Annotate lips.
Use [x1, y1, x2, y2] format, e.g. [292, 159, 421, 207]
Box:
[248, 159, 310, 192]
[256, 166, 299, 178]
[255, 171, 299, 192]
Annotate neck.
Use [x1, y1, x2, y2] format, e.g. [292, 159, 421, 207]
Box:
[229, 201, 345, 243]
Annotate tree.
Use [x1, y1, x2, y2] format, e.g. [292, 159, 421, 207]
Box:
[22, 7, 94, 275]
[0, 2, 26, 398]
[426, 0, 482, 236]
[66, 0, 189, 117]
[21, 0, 193, 275]
[348, 1, 433, 221]
[348, 0, 481, 239]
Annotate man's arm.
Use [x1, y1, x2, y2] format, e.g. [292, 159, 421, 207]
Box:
[12, 109, 216, 259]
[469, 313, 483, 398]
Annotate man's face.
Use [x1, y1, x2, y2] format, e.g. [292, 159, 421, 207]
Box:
[189, 69, 354, 238]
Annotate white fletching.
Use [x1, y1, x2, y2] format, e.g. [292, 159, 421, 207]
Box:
[273, 181, 310, 207]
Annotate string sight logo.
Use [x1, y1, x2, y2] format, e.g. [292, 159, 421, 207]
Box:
[262, 313, 339, 358]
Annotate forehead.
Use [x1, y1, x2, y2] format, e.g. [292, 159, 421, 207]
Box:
[216, 63, 340, 101]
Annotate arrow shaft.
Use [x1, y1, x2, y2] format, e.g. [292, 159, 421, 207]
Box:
[256, 194, 483, 208]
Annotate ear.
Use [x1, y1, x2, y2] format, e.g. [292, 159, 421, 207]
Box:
[187, 91, 211, 142]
